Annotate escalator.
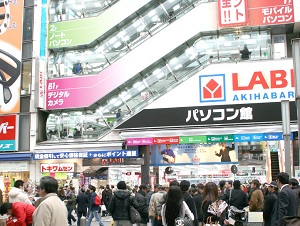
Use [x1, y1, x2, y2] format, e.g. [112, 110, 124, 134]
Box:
[48, 0, 154, 49]
[46, 1, 218, 110]
[270, 152, 280, 181]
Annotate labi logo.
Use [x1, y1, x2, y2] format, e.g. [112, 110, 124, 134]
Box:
[199, 74, 226, 102]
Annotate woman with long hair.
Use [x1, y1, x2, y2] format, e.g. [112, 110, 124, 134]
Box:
[201, 182, 220, 224]
[161, 185, 194, 226]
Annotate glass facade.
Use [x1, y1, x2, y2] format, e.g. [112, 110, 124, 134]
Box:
[46, 30, 271, 140]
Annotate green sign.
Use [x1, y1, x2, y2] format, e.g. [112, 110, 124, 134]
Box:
[207, 135, 234, 142]
[48, 0, 151, 49]
[179, 136, 207, 144]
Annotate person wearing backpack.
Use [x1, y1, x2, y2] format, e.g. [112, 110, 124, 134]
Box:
[86, 185, 104, 226]
[149, 184, 168, 226]
[263, 181, 278, 226]
[108, 181, 140, 226]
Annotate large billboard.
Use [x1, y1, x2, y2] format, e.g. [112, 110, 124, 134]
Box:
[150, 143, 238, 166]
[0, 0, 24, 114]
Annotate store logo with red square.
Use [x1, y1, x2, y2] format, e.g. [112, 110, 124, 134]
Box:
[199, 74, 226, 102]
[0, 115, 16, 140]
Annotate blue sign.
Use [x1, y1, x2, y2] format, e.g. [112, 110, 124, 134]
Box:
[263, 132, 294, 141]
[33, 150, 138, 160]
[0, 140, 15, 151]
[234, 134, 264, 142]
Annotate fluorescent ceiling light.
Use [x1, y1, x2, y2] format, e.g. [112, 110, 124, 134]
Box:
[241, 35, 250, 40]
[224, 41, 232, 46]
[114, 100, 122, 107]
[148, 9, 156, 17]
[156, 72, 164, 79]
[109, 98, 117, 104]
[113, 41, 122, 48]
[174, 64, 182, 70]
[108, 37, 117, 45]
[151, 16, 158, 22]
[118, 31, 126, 38]
[169, 58, 178, 64]
[136, 25, 145, 32]
[153, 68, 161, 75]
[133, 20, 141, 27]
[123, 35, 130, 41]
[173, 4, 180, 11]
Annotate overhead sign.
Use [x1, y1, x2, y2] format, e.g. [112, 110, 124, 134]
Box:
[40, 163, 74, 173]
[218, 0, 248, 27]
[153, 136, 179, 144]
[234, 134, 264, 142]
[179, 136, 207, 144]
[264, 132, 293, 141]
[33, 150, 138, 160]
[126, 138, 153, 146]
[118, 102, 297, 129]
[0, 115, 17, 151]
[207, 135, 234, 143]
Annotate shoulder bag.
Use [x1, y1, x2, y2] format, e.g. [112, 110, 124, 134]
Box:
[129, 197, 141, 224]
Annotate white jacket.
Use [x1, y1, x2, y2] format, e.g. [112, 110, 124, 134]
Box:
[8, 187, 32, 204]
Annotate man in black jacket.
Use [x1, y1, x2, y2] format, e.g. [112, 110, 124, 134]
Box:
[221, 180, 248, 226]
[271, 172, 298, 226]
[193, 183, 204, 225]
[289, 178, 300, 215]
[108, 181, 139, 226]
[180, 180, 198, 226]
[76, 187, 89, 226]
[135, 184, 149, 226]
[263, 181, 278, 226]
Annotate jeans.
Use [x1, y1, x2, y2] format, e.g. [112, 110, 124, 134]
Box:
[86, 211, 105, 226]
[152, 219, 162, 226]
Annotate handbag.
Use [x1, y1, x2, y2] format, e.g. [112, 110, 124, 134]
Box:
[175, 217, 193, 226]
[129, 205, 142, 224]
[227, 190, 246, 222]
[282, 216, 300, 226]
[204, 216, 221, 226]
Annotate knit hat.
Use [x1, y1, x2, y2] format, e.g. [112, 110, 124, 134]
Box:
[117, 181, 127, 189]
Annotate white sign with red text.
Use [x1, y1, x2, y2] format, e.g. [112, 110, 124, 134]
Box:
[40, 163, 74, 173]
[146, 59, 294, 109]
[218, 0, 248, 27]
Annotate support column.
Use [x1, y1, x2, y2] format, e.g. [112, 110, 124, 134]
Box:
[292, 38, 300, 173]
[281, 100, 291, 177]
[153, 167, 159, 184]
[140, 145, 150, 185]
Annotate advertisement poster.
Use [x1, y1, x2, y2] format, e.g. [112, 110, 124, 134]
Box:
[150, 142, 238, 166]
[0, 0, 24, 114]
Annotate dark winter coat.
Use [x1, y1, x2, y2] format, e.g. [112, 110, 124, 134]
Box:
[108, 189, 139, 221]
[182, 191, 198, 226]
[263, 191, 278, 226]
[135, 190, 149, 224]
[102, 188, 112, 206]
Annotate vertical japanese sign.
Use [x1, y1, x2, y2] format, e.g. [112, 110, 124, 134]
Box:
[0, 115, 17, 151]
[248, 0, 294, 26]
[0, 0, 24, 114]
[218, 0, 248, 27]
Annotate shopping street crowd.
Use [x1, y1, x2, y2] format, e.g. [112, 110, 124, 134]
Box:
[0, 172, 300, 226]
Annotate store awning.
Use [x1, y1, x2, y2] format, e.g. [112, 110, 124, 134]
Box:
[0, 153, 33, 161]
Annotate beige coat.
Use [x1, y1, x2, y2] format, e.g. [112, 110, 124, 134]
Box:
[33, 193, 68, 226]
[249, 189, 264, 212]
